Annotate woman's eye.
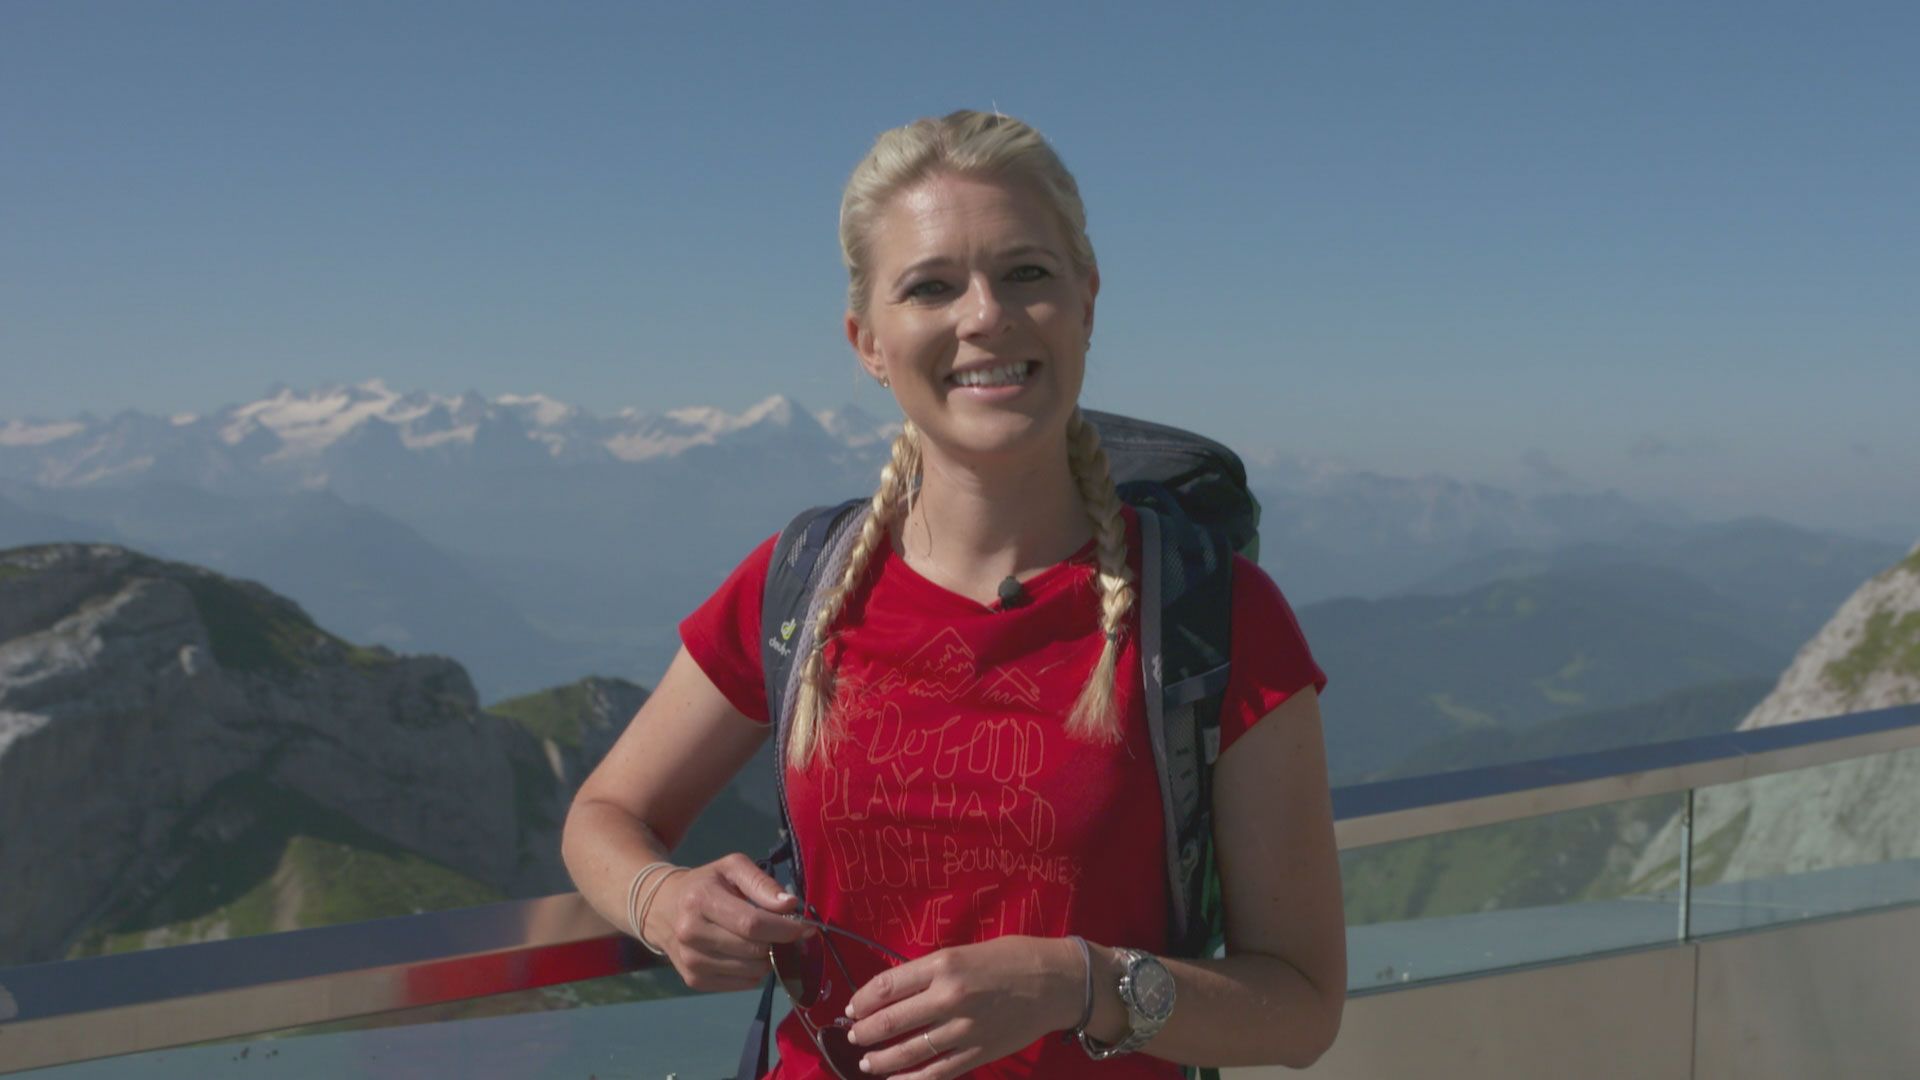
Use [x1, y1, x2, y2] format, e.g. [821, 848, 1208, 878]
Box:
[1007, 265, 1052, 283]
[905, 280, 950, 300]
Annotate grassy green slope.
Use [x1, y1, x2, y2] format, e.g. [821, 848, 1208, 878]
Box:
[67, 779, 500, 959]
[180, 572, 395, 675]
[491, 681, 598, 748]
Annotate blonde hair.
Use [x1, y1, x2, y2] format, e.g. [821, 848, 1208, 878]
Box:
[839, 109, 1096, 317]
[787, 411, 1135, 767]
[791, 111, 1128, 768]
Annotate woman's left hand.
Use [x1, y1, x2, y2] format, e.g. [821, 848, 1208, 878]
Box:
[843, 934, 1084, 1078]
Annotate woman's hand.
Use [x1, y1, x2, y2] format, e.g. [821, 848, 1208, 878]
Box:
[648, 853, 812, 992]
[843, 935, 1084, 1078]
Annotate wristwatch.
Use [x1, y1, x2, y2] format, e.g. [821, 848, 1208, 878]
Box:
[1077, 948, 1176, 1059]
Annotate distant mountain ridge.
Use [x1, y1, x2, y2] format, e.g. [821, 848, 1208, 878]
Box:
[1251, 469, 1693, 604]
[0, 380, 901, 489]
[0, 383, 905, 696]
[1299, 562, 1789, 781]
[1395, 516, 1905, 656]
[0, 483, 585, 699]
[4, 382, 1901, 718]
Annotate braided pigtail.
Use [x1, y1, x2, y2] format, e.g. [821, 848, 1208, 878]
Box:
[787, 422, 922, 768]
[1065, 410, 1135, 743]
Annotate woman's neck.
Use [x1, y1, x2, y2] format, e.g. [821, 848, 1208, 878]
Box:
[895, 440, 1092, 605]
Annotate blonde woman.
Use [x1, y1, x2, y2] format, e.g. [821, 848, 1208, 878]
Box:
[562, 110, 1343, 1079]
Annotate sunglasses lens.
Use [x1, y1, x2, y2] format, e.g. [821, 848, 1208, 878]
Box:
[776, 915, 912, 1077]
[769, 931, 823, 1007]
[791, 1011, 866, 1080]
[815, 1024, 868, 1079]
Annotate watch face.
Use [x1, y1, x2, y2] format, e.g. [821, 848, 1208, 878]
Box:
[1128, 956, 1177, 1022]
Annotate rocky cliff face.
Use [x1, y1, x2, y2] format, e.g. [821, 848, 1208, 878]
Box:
[1630, 543, 1920, 891]
[0, 544, 597, 963]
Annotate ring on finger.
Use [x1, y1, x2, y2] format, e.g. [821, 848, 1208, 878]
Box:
[922, 1031, 939, 1056]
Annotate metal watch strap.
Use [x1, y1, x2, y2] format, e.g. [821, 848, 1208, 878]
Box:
[1076, 948, 1172, 1060]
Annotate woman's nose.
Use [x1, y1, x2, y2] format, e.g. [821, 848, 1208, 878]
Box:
[959, 277, 1013, 339]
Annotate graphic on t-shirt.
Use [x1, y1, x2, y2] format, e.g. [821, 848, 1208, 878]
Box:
[816, 625, 1081, 950]
[870, 626, 980, 702]
[982, 667, 1043, 708]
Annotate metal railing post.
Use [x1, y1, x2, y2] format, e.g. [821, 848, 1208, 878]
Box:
[1677, 786, 1695, 942]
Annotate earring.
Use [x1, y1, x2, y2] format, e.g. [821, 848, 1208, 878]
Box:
[879, 377, 891, 388]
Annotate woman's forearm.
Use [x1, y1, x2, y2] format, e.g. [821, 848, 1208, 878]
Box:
[560, 797, 678, 942]
[1074, 940, 1344, 1069]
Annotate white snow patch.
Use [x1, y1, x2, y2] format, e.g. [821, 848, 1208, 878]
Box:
[0, 710, 53, 758]
[402, 425, 478, 450]
[225, 382, 405, 456]
[68, 455, 156, 485]
[498, 393, 576, 427]
[0, 420, 85, 447]
[604, 431, 704, 461]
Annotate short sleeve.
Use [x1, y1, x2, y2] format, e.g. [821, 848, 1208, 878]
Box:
[678, 533, 779, 724]
[1218, 555, 1328, 755]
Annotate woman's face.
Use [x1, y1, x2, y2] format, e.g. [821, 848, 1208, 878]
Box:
[846, 171, 1098, 468]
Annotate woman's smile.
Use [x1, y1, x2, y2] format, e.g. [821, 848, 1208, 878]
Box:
[947, 358, 1039, 395]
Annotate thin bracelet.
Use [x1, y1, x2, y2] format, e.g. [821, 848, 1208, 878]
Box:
[625, 861, 676, 942]
[1061, 935, 1095, 1042]
[635, 866, 690, 956]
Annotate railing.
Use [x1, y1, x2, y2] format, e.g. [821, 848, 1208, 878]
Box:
[4, 702, 1918, 1076]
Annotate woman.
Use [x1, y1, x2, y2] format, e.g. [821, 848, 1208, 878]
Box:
[562, 110, 1344, 1078]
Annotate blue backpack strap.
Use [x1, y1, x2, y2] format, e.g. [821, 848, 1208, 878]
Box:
[757, 499, 868, 895]
[1135, 505, 1235, 963]
[760, 500, 864, 736]
[1137, 505, 1234, 1080]
[737, 498, 864, 1080]
[733, 972, 779, 1080]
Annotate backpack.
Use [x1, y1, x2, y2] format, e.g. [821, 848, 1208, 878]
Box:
[734, 410, 1257, 1080]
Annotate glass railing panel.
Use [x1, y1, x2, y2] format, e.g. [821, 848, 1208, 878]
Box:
[15, 978, 784, 1079]
[1340, 791, 1686, 990]
[1682, 743, 1920, 937]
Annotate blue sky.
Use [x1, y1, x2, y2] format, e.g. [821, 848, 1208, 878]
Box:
[4, 2, 1917, 538]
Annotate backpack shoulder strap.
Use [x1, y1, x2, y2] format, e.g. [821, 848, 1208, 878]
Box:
[738, 498, 864, 1080]
[760, 498, 866, 732]
[1135, 505, 1236, 960]
[758, 497, 868, 893]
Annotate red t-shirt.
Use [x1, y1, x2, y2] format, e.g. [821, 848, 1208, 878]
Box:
[681, 508, 1326, 1079]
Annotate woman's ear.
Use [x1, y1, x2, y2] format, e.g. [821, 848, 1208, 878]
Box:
[846, 311, 886, 381]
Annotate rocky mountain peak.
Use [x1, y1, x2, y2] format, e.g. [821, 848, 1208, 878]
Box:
[1628, 539, 1920, 895]
[0, 545, 535, 964]
[1739, 540, 1920, 730]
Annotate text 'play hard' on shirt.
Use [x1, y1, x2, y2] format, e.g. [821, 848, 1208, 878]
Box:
[680, 509, 1327, 1079]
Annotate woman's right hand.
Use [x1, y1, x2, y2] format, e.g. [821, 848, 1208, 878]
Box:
[648, 853, 814, 992]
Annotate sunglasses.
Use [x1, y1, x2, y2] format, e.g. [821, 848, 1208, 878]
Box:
[768, 906, 911, 1080]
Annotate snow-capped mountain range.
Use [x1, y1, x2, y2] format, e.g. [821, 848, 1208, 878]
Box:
[0, 380, 901, 490]
[1, 382, 1904, 709]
